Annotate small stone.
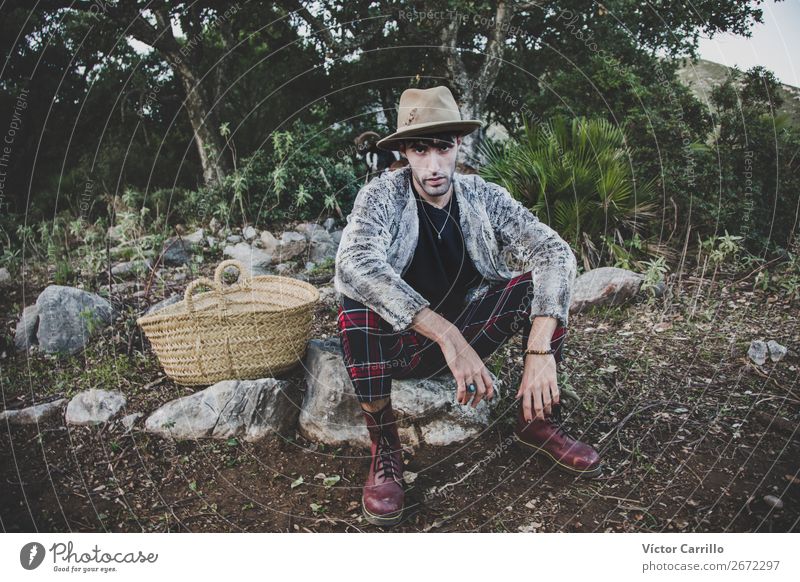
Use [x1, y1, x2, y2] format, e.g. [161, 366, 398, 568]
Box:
[404, 471, 418, 484]
[184, 228, 205, 245]
[242, 226, 258, 241]
[747, 340, 768, 366]
[226, 235, 242, 243]
[0, 267, 11, 285]
[66, 389, 126, 425]
[323, 217, 336, 232]
[121, 412, 143, 430]
[766, 340, 787, 363]
[111, 259, 152, 279]
[763, 495, 784, 510]
[143, 294, 182, 316]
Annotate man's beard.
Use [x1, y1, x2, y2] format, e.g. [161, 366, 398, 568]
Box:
[419, 173, 452, 197]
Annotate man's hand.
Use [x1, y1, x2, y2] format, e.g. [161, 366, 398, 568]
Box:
[438, 327, 495, 407]
[517, 315, 560, 422]
[516, 353, 559, 422]
[411, 307, 494, 407]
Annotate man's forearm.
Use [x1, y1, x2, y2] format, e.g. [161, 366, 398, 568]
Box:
[528, 315, 558, 350]
[410, 307, 462, 348]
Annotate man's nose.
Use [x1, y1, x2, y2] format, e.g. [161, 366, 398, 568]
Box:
[427, 153, 445, 175]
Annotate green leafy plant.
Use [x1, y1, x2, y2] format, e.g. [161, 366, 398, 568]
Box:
[640, 256, 668, 296]
[480, 115, 661, 269]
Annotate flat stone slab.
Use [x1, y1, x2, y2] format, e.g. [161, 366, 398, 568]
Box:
[145, 378, 301, 442]
[0, 399, 67, 425]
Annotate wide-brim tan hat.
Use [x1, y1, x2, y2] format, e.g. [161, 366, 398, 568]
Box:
[376, 86, 483, 151]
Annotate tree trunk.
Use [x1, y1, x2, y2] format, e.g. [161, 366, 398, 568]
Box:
[151, 8, 229, 187]
[170, 57, 229, 186]
[440, 1, 518, 169]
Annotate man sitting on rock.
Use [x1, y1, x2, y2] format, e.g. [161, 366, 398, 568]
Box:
[334, 85, 602, 527]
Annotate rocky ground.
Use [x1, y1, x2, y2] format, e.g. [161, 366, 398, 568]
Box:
[1, 229, 798, 533]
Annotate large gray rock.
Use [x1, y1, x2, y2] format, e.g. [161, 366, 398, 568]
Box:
[275, 231, 308, 262]
[0, 398, 67, 425]
[222, 242, 272, 275]
[14, 304, 39, 351]
[35, 286, 116, 355]
[310, 241, 337, 263]
[161, 236, 195, 266]
[299, 338, 497, 448]
[145, 378, 301, 442]
[569, 267, 644, 313]
[259, 231, 279, 254]
[66, 389, 127, 425]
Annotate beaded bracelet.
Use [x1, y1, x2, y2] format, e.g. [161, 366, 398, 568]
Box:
[525, 347, 554, 356]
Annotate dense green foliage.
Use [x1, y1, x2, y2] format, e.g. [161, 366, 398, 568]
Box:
[481, 115, 659, 270]
[0, 0, 796, 276]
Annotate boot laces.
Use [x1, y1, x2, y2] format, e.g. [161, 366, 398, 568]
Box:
[549, 404, 576, 441]
[374, 431, 400, 481]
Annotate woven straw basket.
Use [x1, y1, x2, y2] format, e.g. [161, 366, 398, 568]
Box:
[136, 259, 320, 386]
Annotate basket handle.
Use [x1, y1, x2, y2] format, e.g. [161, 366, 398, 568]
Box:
[214, 259, 252, 288]
[184, 277, 219, 313]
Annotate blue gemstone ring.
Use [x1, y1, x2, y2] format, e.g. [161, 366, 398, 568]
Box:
[467, 383, 477, 394]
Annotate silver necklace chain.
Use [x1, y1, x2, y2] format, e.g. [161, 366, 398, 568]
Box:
[418, 193, 453, 241]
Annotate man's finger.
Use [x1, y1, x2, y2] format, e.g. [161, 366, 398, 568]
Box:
[470, 375, 486, 408]
[543, 382, 553, 416]
[481, 368, 494, 400]
[533, 385, 544, 420]
[456, 374, 466, 404]
[523, 390, 532, 423]
[552, 381, 560, 405]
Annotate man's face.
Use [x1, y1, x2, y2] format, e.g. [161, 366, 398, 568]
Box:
[399, 135, 461, 198]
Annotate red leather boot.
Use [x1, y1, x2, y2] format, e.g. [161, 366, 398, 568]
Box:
[361, 400, 405, 526]
[514, 402, 603, 478]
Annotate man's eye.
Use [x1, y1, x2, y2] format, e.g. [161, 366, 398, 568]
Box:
[414, 147, 426, 153]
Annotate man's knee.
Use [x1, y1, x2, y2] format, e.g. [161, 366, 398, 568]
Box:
[338, 295, 391, 334]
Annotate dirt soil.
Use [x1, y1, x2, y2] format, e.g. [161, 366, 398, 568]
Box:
[1, 262, 798, 533]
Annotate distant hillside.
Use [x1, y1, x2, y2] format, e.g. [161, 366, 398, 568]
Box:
[672, 57, 800, 127]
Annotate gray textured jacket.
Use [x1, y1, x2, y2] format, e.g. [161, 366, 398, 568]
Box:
[334, 166, 578, 332]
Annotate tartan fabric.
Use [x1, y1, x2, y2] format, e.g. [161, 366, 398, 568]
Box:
[338, 271, 567, 402]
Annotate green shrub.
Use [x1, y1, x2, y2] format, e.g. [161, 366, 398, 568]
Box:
[479, 115, 660, 270]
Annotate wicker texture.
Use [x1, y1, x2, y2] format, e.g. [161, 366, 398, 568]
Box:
[136, 259, 319, 385]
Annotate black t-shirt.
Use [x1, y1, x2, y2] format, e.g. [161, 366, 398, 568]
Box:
[401, 178, 484, 321]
